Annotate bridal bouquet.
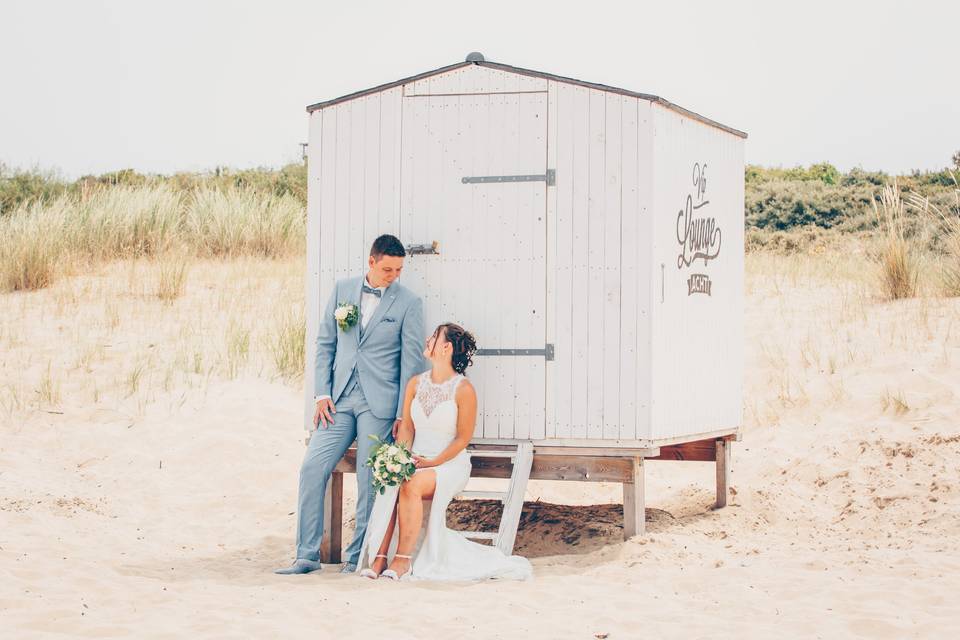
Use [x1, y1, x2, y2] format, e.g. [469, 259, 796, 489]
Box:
[365, 435, 417, 495]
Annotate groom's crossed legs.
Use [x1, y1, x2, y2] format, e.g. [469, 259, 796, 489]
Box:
[295, 382, 394, 564]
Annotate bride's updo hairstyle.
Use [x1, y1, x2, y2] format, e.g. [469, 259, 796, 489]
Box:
[430, 323, 477, 374]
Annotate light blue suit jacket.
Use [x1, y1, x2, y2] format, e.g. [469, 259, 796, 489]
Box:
[314, 276, 426, 420]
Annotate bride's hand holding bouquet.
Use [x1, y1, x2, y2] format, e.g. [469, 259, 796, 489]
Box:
[365, 435, 417, 495]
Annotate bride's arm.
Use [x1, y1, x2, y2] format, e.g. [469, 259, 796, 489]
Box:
[394, 375, 419, 448]
[416, 380, 477, 468]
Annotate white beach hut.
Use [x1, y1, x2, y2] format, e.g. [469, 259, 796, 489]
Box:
[303, 54, 746, 560]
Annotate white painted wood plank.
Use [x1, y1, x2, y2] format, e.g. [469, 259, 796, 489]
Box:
[618, 96, 640, 441]
[406, 95, 432, 301]
[363, 93, 381, 256]
[390, 89, 404, 236]
[349, 99, 366, 275]
[635, 101, 654, 440]
[517, 71, 545, 93]
[378, 88, 402, 235]
[513, 92, 533, 440]
[492, 92, 512, 439]
[437, 90, 460, 344]
[458, 66, 478, 94]
[586, 89, 606, 440]
[405, 65, 547, 96]
[499, 68, 521, 94]
[319, 108, 338, 288]
[430, 65, 461, 95]
[511, 91, 529, 440]
[493, 92, 516, 439]
[515, 91, 547, 440]
[398, 94, 416, 248]
[543, 82, 560, 440]
[333, 103, 352, 280]
[530, 93, 548, 440]
[469, 94, 491, 438]
[569, 86, 590, 440]
[552, 82, 575, 440]
[304, 111, 324, 431]
[424, 98, 445, 330]
[602, 93, 622, 440]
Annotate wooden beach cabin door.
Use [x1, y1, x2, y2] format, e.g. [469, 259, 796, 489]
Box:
[399, 92, 548, 440]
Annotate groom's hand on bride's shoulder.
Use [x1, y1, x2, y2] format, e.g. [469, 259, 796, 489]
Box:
[314, 398, 336, 429]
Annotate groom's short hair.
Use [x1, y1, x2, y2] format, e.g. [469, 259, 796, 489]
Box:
[370, 234, 406, 261]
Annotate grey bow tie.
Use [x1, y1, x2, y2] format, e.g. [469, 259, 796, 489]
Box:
[362, 284, 382, 298]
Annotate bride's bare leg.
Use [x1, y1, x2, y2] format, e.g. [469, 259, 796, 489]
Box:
[371, 503, 398, 574]
[388, 470, 436, 576]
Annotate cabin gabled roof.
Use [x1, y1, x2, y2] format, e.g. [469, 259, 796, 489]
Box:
[306, 59, 747, 139]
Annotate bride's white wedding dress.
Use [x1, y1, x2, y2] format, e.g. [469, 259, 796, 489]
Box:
[356, 373, 532, 581]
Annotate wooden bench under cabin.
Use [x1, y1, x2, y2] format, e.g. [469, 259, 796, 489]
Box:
[319, 433, 738, 563]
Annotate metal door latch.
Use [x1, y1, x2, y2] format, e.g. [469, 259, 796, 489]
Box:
[406, 241, 440, 255]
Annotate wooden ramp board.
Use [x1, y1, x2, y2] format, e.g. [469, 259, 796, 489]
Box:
[449, 443, 534, 554]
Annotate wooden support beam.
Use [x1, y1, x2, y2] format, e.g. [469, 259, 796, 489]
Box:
[622, 456, 645, 538]
[529, 446, 660, 458]
[338, 449, 641, 483]
[319, 471, 343, 563]
[715, 438, 730, 509]
[473, 454, 638, 483]
[648, 438, 717, 461]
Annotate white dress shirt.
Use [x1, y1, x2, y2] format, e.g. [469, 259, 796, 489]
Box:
[359, 276, 385, 330]
[316, 276, 385, 403]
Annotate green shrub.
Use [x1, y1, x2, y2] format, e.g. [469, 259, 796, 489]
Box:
[0, 164, 68, 215]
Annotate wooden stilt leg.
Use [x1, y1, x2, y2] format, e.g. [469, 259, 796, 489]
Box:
[320, 471, 343, 563]
[622, 456, 645, 539]
[715, 439, 730, 509]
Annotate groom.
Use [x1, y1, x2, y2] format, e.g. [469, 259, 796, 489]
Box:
[276, 234, 425, 574]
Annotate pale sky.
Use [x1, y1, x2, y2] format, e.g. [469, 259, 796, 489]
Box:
[2, 0, 956, 178]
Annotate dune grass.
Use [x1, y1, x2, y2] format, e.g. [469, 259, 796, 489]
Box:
[0, 184, 305, 293]
[872, 181, 918, 300]
[156, 252, 190, 303]
[269, 307, 306, 381]
[906, 171, 960, 297]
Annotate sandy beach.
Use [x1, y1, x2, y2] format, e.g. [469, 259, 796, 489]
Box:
[2, 252, 959, 639]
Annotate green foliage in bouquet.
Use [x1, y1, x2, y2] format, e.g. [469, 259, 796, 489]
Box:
[365, 435, 417, 495]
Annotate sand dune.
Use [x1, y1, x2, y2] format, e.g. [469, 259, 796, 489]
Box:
[2, 254, 959, 638]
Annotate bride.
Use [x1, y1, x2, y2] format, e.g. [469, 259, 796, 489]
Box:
[355, 322, 532, 581]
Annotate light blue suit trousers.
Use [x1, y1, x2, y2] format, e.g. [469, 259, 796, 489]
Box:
[295, 374, 393, 563]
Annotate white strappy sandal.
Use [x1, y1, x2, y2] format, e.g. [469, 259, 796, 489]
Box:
[381, 554, 413, 581]
[359, 554, 389, 580]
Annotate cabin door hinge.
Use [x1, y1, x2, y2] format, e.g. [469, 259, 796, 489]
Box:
[462, 169, 555, 186]
[475, 344, 554, 361]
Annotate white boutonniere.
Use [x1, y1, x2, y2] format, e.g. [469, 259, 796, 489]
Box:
[334, 303, 359, 331]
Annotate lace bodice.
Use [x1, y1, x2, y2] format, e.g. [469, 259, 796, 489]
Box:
[415, 373, 464, 418]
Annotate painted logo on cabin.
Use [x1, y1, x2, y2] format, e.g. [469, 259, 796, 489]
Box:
[676, 162, 721, 296]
